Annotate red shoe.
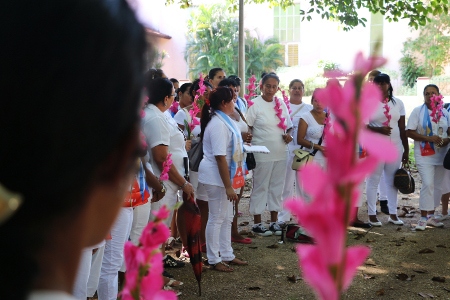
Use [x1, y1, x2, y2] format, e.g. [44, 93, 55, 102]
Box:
[231, 237, 252, 244]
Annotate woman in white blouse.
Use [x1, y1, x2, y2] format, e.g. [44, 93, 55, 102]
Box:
[366, 74, 409, 226]
[142, 78, 195, 224]
[279, 79, 312, 224]
[246, 74, 293, 236]
[199, 87, 248, 271]
[407, 84, 450, 231]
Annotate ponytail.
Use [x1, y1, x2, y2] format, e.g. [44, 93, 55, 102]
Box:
[199, 87, 233, 140]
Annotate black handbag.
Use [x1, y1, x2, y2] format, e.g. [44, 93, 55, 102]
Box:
[188, 137, 203, 172]
[394, 163, 415, 194]
[444, 148, 450, 170]
[246, 153, 256, 170]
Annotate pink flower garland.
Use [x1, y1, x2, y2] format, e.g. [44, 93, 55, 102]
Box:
[280, 88, 292, 115]
[121, 206, 177, 300]
[185, 73, 205, 139]
[382, 98, 391, 126]
[159, 153, 172, 181]
[274, 97, 287, 131]
[169, 101, 179, 115]
[244, 75, 257, 108]
[285, 52, 396, 300]
[430, 94, 444, 123]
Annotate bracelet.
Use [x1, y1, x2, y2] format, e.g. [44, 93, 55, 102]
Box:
[179, 181, 188, 190]
[310, 141, 315, 150]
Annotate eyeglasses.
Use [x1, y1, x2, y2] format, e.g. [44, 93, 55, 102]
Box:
[171, 94, 176, 97]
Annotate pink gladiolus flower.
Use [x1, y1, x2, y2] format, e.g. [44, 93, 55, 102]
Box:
[153, 204, 170, 220]
[139, 221, 170, 248]
[245, 75, 257, 108]
[169, 101, 179, 115]
[280, 89, 292, 115]
[274, 97, 287, 130]
[382, 98, 391, 126]
[285, 52, 396, 300]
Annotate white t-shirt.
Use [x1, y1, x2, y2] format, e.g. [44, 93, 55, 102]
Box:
[198, 115, 233, 187]
[142, 104, 188, 177]
[406, 104, 450, 165]
[246, 95, 293, 161]
[289, 102, 313, 152]
[369, 97, 405, 148]
[173, 109, 201, 138]
[301, 111, 326, 162]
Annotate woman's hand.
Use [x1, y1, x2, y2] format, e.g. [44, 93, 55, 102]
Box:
[151, 189, 165, 203]
[428, 135, 443, 145]
[242, 132, 252, 144]
[318, 145, 326, 157]
[379, 126, 392, 136]
[442, 138, 450, 147]
[282, 134, 293, 144]
[225, 186, 238, 202]
[185, 139, 192, 151]
[182, 181, 194, 197]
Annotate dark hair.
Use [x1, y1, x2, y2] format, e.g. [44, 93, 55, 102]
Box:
[169, 78, 179, 84]
[218, 78, 237, 88]
[190, 78, 213, 98]
[146, 77, 173, 105]
[208, 67, 224, 80]
[289, 79, 304, 89]
[0, 0, 146, 298]
[178, 82, 193, 95]
[146, 68, 165, 80]
[374, 73, 395, 104]
[261, 73, 280, 85]
[423, 84, 440, 95]
[228, 75, 241, 86]
[311, 88, 321, 104]
[200, 87, 234, 140]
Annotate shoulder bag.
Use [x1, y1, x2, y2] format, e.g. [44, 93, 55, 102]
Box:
[394, 163, 415, 194]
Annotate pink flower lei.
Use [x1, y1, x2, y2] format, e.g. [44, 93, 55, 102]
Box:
[244, 75, 257, 108]
[382, 98, 391, 126]
[159, 153, 172, 181]
[285, 52, 397, 300]
[185, 73, 205, 139]
[274, 97, 287, 130]
[430, 94, 444, 124]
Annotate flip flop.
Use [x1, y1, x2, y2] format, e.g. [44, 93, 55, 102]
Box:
[231, 237, 252, 244]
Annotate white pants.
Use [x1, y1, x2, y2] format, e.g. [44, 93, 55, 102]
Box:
[442, 169, 450, 194]
[204, 184, 235, 265]
[416, 163, 446, 211]
[87, 244, 105, 297]
[378, 171, 388, 200]
[131, 201, 151, 245]
[151, 181, 178, 226]
[73, 241, 105, 299]
[279, 153, 302, 222]
[366, 146, 402, 215]
[98, 208, 133, 300]
[250, 160, 286, 215]
[190, 171, 208, 201]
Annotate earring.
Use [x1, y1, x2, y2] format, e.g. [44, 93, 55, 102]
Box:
[164, 102, 167, 107]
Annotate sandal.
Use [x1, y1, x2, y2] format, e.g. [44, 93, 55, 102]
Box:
[231, 237, 252, 244]
[164, 286, 182, 296]
[224, 258, 248, 266]
[210, 261, 234, 272]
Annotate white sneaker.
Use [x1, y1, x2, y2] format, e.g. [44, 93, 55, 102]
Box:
[426, 218, 444, 227]
[434, 213, 449, 222]
[415, 219, 427, 231]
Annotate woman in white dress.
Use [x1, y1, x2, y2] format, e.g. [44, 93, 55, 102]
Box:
[246, 74, 293, 236]
[278, 79, 312, 224]
[407, 84, 450, 231]
[366, 73, 409, 226]
[199, 87, 248, 271]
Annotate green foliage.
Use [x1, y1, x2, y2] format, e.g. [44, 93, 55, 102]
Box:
[399, 51, 425, 88]
[167, 0, 450, 31]
[317, 60, 340, 71]
[402, 13, 450, 77]
[185, 4, 284, 80]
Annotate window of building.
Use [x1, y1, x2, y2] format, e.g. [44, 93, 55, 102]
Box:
[273, 4, 301, 43]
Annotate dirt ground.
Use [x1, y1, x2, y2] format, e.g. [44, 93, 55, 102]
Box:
[168, 169, 450, 300]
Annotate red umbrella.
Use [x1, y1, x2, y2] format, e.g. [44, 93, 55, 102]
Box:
[177, 157, 202, 295]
